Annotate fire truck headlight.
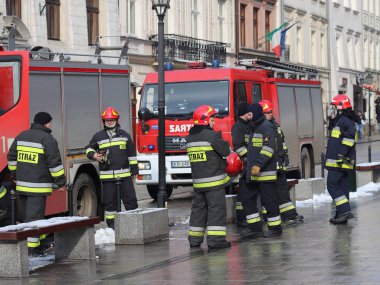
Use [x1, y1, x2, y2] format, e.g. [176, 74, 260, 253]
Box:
[138, 161, 151, 170]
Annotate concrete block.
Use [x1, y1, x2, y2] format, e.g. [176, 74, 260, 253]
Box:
[55, 227, 95, 260]
[356, 170, 373, 188]
[295, 178, 325, 200]
[115, 208, 169, 245]
[289, 185, 296, 205]
[0, 240, 29, 277]
[225, 195, 237, 223]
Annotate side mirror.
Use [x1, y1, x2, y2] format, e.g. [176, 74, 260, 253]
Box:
[138, 107, 152, 121]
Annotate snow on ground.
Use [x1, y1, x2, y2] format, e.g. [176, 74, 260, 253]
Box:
[29, 255, 55, 271]
[296, 182, 380, 208]
[95, 227, 115, 246]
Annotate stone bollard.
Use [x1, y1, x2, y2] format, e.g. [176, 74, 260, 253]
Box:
[294, 178, 325, 200]
[115, 208, 169, 245]
[225, 195, 237, 223]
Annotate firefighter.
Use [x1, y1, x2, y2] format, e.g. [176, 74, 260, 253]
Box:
[7, 112, 66, 254]
[231, 103, 262, 234]
[186, 105, 232, 249]
[86, 107, 138, 229]
[326, 94, 357, 224]
[259, 100, 302, 224]
[0, 180, 12, 227]
[246, 103, 282, 237]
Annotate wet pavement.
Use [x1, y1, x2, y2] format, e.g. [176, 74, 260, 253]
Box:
[2, 189, 380, 285]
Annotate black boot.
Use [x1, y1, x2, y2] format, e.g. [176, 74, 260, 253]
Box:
[106, 219, 115, 229]
[330, 212, 351, 224]
[263, 228, 282, 238]
[283, 214, 304, 226]
[208, 240, 231, 249]
[236, 219, 247, 227]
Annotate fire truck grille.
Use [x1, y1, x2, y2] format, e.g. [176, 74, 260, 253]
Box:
[165, 136, 187, 151]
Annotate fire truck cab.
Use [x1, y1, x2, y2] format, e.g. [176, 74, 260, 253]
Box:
[136, 59, 324, 200]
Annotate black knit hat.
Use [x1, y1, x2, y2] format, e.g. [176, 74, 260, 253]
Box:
[34, 112, 52, 125]
[247, 103, 264, 122]
[237, 102, 250, 116]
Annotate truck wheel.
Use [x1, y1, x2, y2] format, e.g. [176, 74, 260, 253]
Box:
[147, 185, 173, 200]
[73, 173, 98, 217]
[301, 147, 314, 178]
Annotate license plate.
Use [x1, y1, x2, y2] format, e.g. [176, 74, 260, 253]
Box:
[171, 161, 190, 168]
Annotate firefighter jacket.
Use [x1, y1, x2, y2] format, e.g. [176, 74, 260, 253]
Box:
[86, 127, 138, 181]
[0, 183, 11, 224]
[246, 117, 278, 182]
[325, 113, 356, 171]
[231, 118, 250, 160]
[7, 124, 66, 195]
[270, 119, 289, 172]
[186, 125, 231, 192]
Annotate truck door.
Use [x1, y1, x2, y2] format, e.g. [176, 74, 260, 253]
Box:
[0, 51, 29, 172]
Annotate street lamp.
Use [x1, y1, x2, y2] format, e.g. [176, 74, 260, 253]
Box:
[366, 73, 374, 138]
[152, 0, 170, 208]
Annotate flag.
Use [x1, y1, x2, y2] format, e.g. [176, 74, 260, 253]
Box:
[280, 22, 297, 58]
[266, 23, 287, 57]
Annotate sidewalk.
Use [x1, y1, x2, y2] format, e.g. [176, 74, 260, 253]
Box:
[5, 188, 380, 284]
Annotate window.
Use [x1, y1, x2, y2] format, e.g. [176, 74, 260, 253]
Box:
[253, 8, 259, 49]
[218, 1, 225, 42]
[336, 35, 344, 67]
[240, 4, 246, 47]
[265, 11, 271, 51]
[311, 30, 317, 65]
[5, 0, 21, 18]
[0, 60, 20, 116]
[297, 26, 303, 63]
[191, 0, 199, 38]
[126, 0, 136, 34]
[87, 0, 99, 45]
[320, 33, 327, 67]
[46, 0, 60, 40]
[251, 83, 262, 103]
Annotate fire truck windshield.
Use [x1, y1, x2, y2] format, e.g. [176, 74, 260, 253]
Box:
[141, 81, 229, 119]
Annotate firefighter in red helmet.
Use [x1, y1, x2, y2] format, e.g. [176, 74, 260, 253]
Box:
[86, 107, 138, 229]
[325, 95, 358, 224]
[186, 105, 232, 249]
[259, 100, 303, 225]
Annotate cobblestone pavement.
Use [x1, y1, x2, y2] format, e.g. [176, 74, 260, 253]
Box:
[2, 189, 379, 285]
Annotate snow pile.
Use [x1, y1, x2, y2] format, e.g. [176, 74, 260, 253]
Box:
[95, 228, 115, 246]
[296, 182, 380, 208]
[29, 255, 55, 271]
[0, 216, 89, 232]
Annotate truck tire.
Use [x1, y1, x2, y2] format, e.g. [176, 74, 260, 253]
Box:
[73, 173, 98, 217]
[147, 185, 173, 200]
[301, 147, 315, 179]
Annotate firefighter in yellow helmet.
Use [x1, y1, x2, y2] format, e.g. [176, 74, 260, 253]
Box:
[186, 105, 232, 249]
[86, 107, 138, 229]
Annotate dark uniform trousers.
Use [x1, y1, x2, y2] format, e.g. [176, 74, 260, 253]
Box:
[188, 188, 227, 247]
[102, 178, 138, 226]
[276, 172, 297, 220]
[235, 190, 245, 223]
[239, 175, 261, 232]
[257, 182, 281, 231]
[327, 169, 351, 215]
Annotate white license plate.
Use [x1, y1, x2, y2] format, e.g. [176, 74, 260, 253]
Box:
[171, 161, 190, 168]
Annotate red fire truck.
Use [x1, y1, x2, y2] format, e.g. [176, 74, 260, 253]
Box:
[136, 59, 324, 199]
[0, 50, 132, 217]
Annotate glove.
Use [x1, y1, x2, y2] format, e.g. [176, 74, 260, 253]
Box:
[251, 165, 261, 176]
[336, 154, 350, 165]
[284, 155, 290, 167]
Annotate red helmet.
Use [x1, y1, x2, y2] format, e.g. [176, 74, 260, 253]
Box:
[331, 94, 352, 110]
[225, 152, 242, 176]
[259, 100, 274, 113]
[193, 105, 217, 125]
[102, 107, 119, 120]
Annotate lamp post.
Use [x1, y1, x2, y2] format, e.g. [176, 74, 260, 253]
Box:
[366, 73, 374, 138]
[152, 0, 170, 208]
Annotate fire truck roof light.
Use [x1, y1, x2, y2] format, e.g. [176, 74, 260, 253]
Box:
[186, 61, 207, 69]
[148, 144, 155, 150]
[164, 62, 174, 71]
[211, 60, 220, 68]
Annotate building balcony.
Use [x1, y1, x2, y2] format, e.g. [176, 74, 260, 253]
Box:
[150, 34, 228, 64]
